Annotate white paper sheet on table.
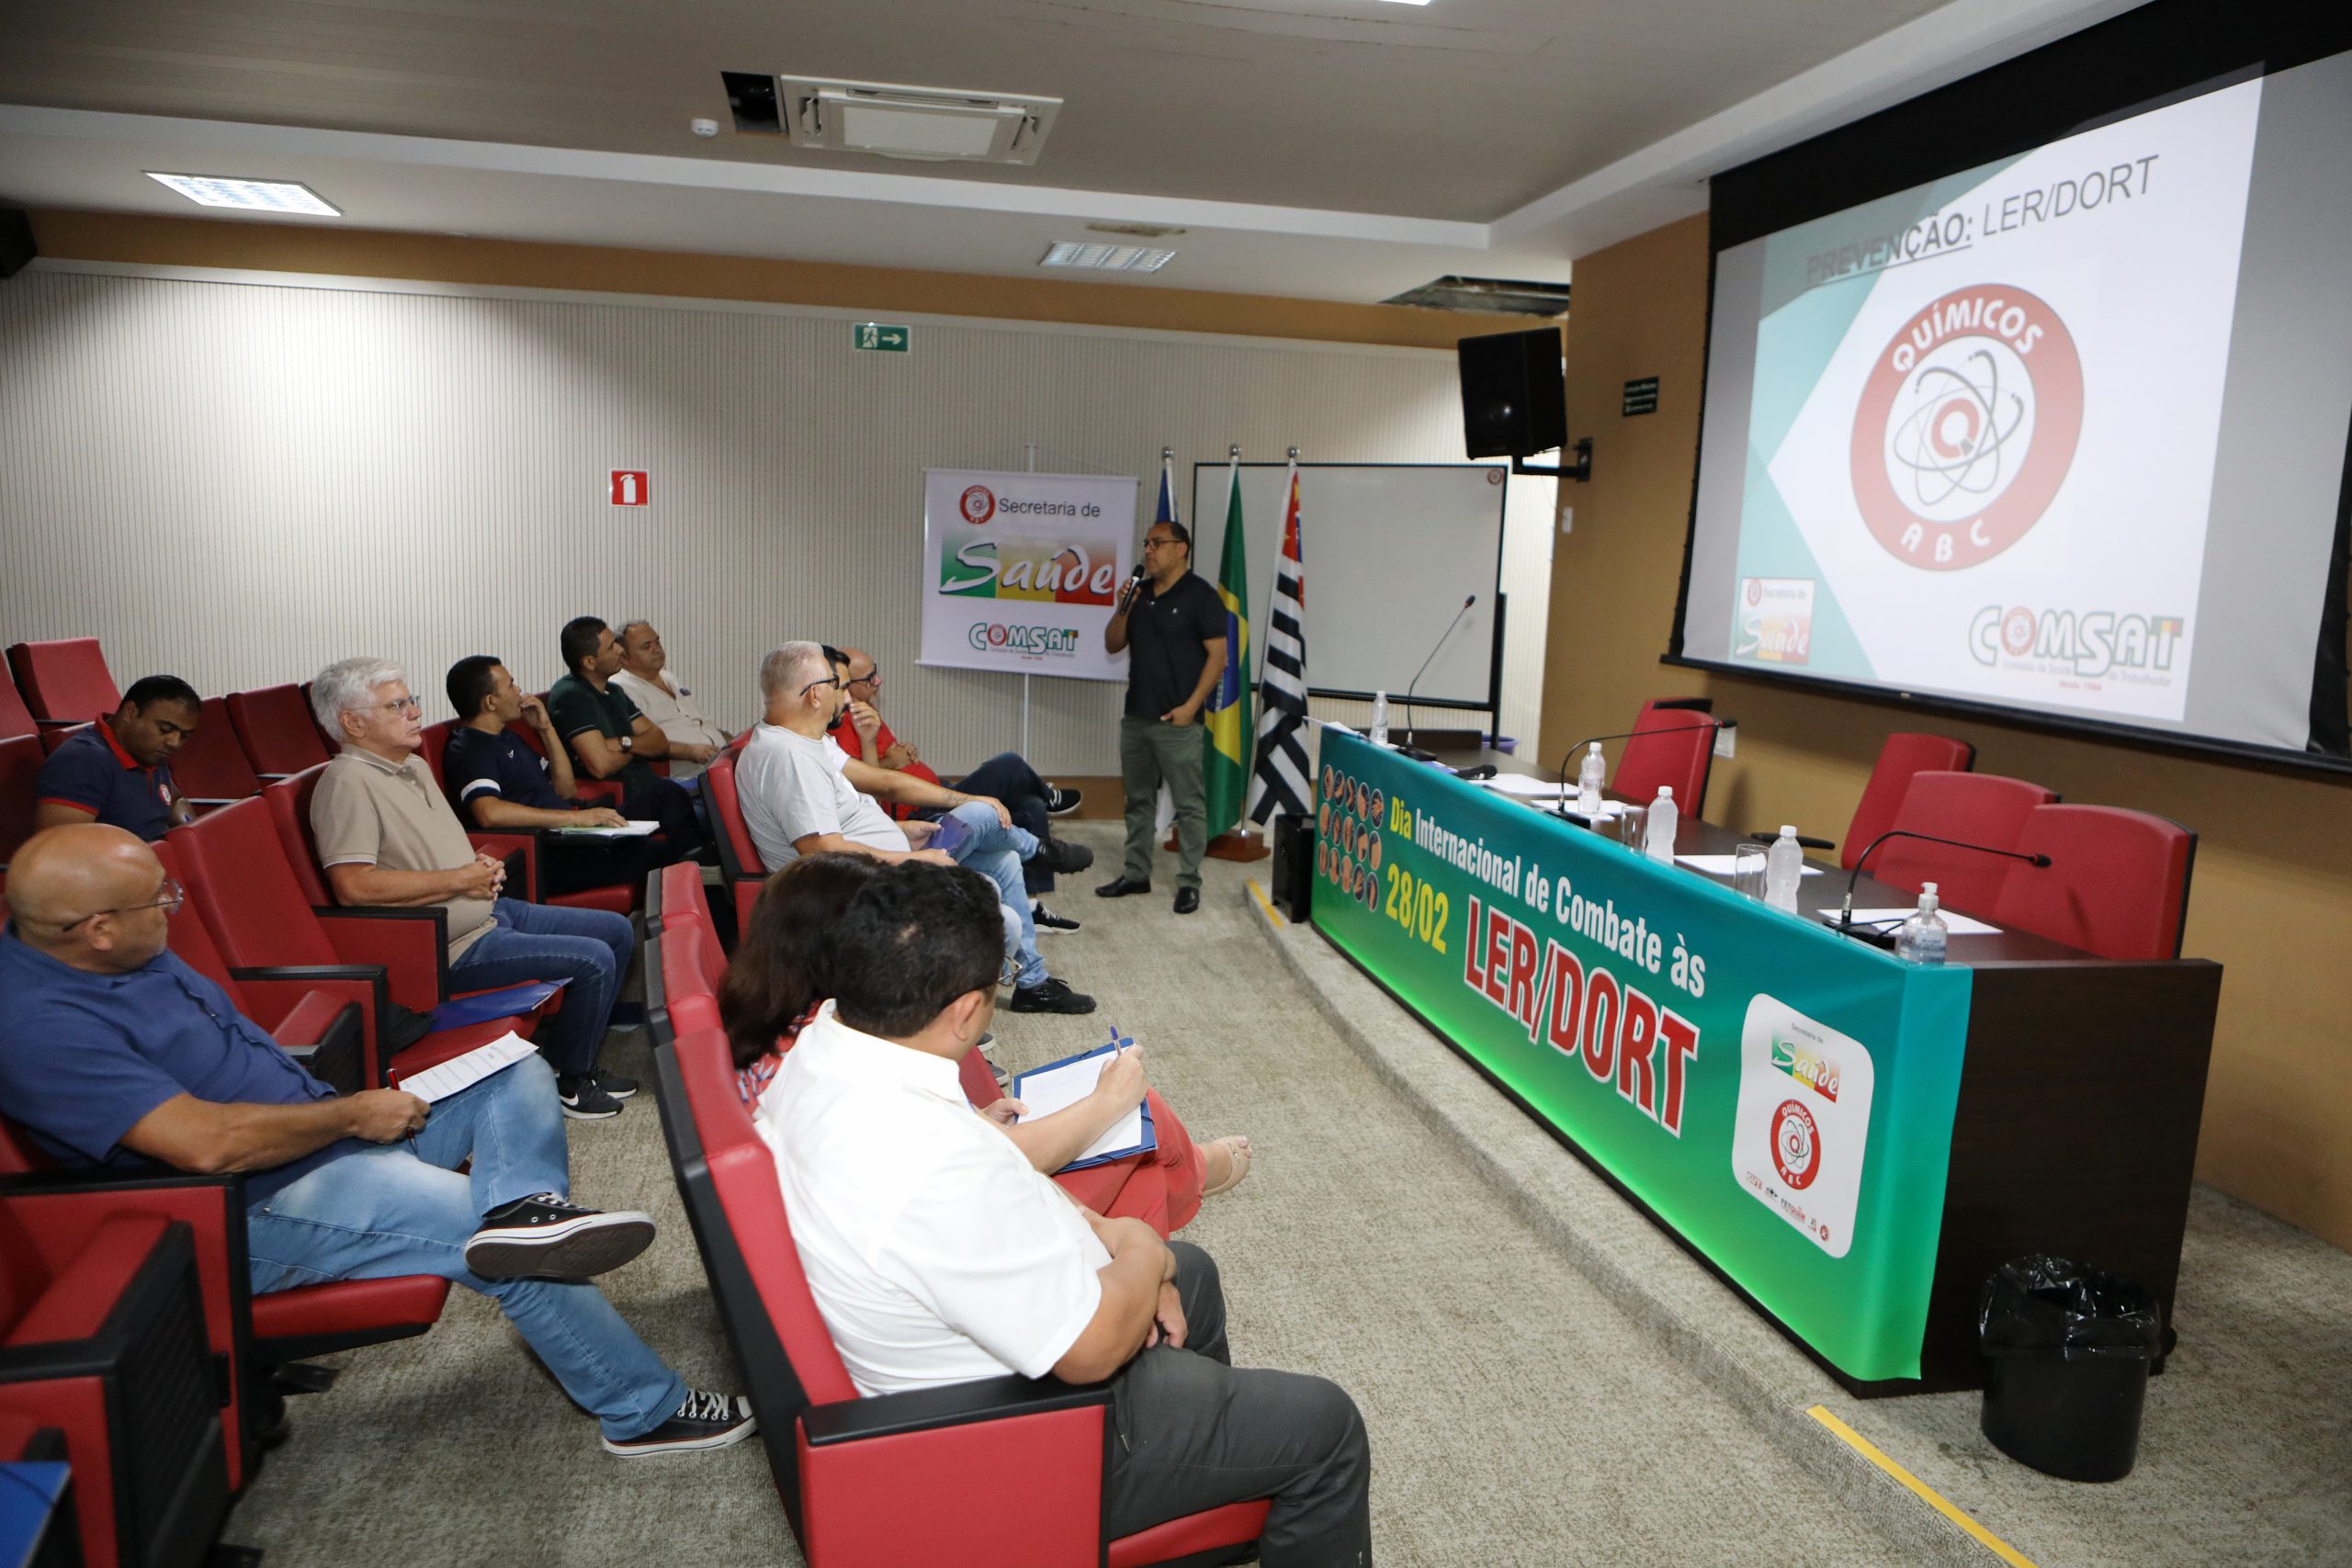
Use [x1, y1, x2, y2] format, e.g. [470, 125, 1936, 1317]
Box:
[1479, 773, 1571, 799]
[1814, 908, 2002, 936]
[555, 818, 661, 838]
[395, 1032, 537, 1103]
[1677, 855, 1825, 877]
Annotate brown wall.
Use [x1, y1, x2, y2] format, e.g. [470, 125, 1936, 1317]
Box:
[26, 209, 1492, 351]
[1541, 213, 2352, 1252]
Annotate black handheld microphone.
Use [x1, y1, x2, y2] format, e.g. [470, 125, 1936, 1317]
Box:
[1834, 829, 2051, 944]
[1549, 720, 1736, 818]
[1117, 558, 1148, 611]
[1399, 594, 1477, 761]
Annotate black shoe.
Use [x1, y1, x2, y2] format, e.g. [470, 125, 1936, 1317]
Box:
[1174, 887, 1200, 915]
[557, 1074, 625, 1121]
[465, 1193, 656, 1280]
[1096, 875, 1152, 898]
[1009, 976, 1097, 1014]
[595, 1071, 639, 1100]
[1046, 786, 1082, 816]
[1031, 902, 1081, 934]
[1036, 837, 1094, 874]
[602, 1389, 758, 1457]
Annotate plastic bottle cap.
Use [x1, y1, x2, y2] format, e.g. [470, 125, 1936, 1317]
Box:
[1780, 825, 1796, 837]
[1922, 881, 1938, 893]
[1657, 786, 1672, 799]
[1588, 742, 1601, 754]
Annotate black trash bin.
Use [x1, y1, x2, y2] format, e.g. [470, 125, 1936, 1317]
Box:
[1979, 1255, 2164, 1482]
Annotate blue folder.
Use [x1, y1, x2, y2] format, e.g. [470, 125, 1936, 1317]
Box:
[429, 978, 568, 1032]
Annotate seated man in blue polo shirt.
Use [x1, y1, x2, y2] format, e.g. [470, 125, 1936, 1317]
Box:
[32, 674, 204, 841]
[441, 656, 675, 899]
[0, 823, 757, 1460]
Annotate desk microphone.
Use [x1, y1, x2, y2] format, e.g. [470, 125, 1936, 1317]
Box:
[1549, 719, 1736, 818]
[1400, 594, 1477, 761]
[1836, 829, 2051, 942]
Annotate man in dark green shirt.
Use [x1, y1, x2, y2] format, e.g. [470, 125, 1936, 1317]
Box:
[548, 616, 708, 854]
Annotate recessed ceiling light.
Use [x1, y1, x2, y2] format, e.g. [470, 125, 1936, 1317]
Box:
[145, 173, 340, 216]
[1041, 242, 1175, 273]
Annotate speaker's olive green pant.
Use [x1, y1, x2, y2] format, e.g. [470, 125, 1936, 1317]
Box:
[1120, 715, 1206, 890]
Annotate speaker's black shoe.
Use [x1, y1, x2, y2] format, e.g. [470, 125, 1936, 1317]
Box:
[1173, 887, 1200, 915]
[1095, 876, 1152, 898]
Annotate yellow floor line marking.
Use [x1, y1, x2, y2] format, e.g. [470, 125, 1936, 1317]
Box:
[1806, 1406, 2040, 1568]
[1246, 877, 1286, 927]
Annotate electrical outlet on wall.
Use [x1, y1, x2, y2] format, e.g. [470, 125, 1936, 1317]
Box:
[1713, 725, 1736, 759]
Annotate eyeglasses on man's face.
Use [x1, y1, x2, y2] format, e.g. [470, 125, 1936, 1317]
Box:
[373, 694, 424, 717]
[849, 666, 881, 688]
[798, 675, 843, 699]
[53, 874, 184, 933]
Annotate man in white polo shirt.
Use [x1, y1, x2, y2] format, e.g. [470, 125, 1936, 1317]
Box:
[755, 860, 1370, 1566]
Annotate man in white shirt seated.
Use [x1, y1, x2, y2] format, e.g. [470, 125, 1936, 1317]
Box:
[755, 861, 1371, 1565]
[736, 641, 1095, 1017]
[610, 620, 731, 782]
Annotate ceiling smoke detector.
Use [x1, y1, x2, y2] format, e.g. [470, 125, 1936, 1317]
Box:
[772, 75, 1060, 164]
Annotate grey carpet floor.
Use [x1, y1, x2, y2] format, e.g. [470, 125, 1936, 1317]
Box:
[226, 822, 1918, 1567]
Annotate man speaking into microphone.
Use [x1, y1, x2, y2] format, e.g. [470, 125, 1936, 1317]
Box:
[1100, 518, 1227, 915]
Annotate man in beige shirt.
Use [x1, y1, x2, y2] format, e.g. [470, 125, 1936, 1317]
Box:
[308, 657, 639, 1121]
[610, 620, 730, 781]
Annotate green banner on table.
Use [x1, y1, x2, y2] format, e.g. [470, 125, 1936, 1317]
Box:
[1311, 728, 1972, 1382]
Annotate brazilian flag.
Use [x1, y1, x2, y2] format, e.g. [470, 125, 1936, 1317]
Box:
[1204, 465, 1253, 837]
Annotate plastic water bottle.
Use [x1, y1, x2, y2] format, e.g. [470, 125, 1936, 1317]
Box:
[1576, 742, 1607, 820]
[1896, 882, 1949, 964]
[1369, 690, 1390, 747]
[1765, 824, 1804, 913]
[1644, 785, 1678, 863]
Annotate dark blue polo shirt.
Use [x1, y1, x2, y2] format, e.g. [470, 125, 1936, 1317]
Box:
[0, 931, 358, 1203]
[444, 724, 567, 819]
[35, 720, 181, 841]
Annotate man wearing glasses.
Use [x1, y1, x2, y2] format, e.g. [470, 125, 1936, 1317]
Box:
[1101, 519, 1227, 915]
[826, 646, 1086, 931]
[0, 822, 757, 1460]
[307, 658, 639, 1121]
[737, 642, 1096, 1015]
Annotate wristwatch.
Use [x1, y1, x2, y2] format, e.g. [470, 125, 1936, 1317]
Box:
[618, 735, 633, 752]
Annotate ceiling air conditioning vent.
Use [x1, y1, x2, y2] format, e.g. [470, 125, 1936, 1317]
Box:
[1383, 276, 1573, 317]
[774, 75, 1061, 164]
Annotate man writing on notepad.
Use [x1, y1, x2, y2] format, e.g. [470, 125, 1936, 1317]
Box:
[757, 860, 1370, 1565]
[0, 823, 756, 1459]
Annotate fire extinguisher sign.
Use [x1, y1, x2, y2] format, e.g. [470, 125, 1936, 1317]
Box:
[609, 470, 649, 507]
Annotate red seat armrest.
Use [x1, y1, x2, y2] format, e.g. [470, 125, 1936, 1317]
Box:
[232, 966, 390, 1086]
[468, 832, 539, 899]
[6, 1213, 173, 1346]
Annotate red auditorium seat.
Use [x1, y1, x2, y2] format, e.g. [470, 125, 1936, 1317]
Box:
[1994, 804, 2197, 960]
[167, 696, 266, 810]
[1842, 733, 1977, 870]
[0, 659, 33, 739]
[0, 732, 40, 879]
[0, 1188, 231, 1568]
[1870, 770, 2059, 918]
[5, 638, 119, 730]
[225, 684, 331, 778]
[649, 921, 725, 1043]
[701, 753, 767, 935]
[654, 1028, 1271, 1568]
[651, 858, 717, 935]
[413, 721, 636, 915]
[1611, 699, 1723, 818]
[168, 795, 552, 1077]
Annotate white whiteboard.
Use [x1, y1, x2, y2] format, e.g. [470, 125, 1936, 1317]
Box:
[1190, 463, 1508, 709]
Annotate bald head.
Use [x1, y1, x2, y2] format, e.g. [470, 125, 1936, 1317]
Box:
[6, 824, 175, 973]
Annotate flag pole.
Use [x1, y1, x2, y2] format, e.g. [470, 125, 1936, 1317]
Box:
[1197, 441, 1271, 863]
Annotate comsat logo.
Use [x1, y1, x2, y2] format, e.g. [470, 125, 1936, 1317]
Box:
[1850, 284, 2083, 571]
[968, 623, 1080, 656]
[1969, 605, 2184, 679]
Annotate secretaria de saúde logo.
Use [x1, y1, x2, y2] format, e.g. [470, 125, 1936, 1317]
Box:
[1849, 285, 2082, 572]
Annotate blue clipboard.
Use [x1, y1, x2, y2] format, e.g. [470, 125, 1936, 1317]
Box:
[430, 977, 568, 1032]
[1010, 1029, 1159, 1173]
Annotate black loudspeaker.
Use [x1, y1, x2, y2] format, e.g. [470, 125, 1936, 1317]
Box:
[1272, 812, 1314, 922]
[1457, 326, 1566, 459]
[0, 209, 34, 280]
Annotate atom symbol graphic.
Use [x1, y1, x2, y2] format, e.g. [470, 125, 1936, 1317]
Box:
[1889, 347, 2029, 511]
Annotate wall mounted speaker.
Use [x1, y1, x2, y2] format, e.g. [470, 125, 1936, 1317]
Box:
[1272, 812, 1314, 922]
[1457, 326, 1566, 460]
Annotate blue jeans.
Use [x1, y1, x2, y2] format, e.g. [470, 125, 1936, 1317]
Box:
[944, 752, 1056, 894]
[943, 801, 1046, 989]
[450, 898, 633, 1075]
[243, 1055, 685, 1440]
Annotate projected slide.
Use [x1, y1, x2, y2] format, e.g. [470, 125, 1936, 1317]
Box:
[1723, 83, 2260, 725]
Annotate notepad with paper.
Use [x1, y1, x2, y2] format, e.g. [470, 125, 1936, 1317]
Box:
[1009, 1032, 1158, 1173]
[394, 1032, 538, 1103]
[554, 818, 661, 837]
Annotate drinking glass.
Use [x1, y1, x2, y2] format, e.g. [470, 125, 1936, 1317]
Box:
[1734, 842, 1770, 900]
[1616, 803, 1646, 851]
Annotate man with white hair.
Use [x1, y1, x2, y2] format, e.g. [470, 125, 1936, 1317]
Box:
[738, 642, 1096, 1015]
[306, 658, 639, 1121]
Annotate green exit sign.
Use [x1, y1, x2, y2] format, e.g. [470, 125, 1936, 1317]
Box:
[853, 322, 910, 353]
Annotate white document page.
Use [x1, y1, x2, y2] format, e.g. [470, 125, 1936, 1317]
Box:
[395, 1032, 537, 1103]
[1480, 773, 1572, 799]
[1815, 908, 2002, 936]
[1677, 855, 1825, 876]
[1012, 1049, 1146, 1165]
[555, 819, 661, 837]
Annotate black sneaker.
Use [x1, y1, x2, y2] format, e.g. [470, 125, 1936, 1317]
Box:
[596, 1071, 639, 1100]
[465, 1193, 656, 1280]
[1031, 902, 1081, 934]
[1035, 837, 1094, 874]
[1046, 786, 1082, 816]
[558, 1074, 625, 1120]
[1009, 976, 1096, 1015]
[603, 1389, 758, 1457]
